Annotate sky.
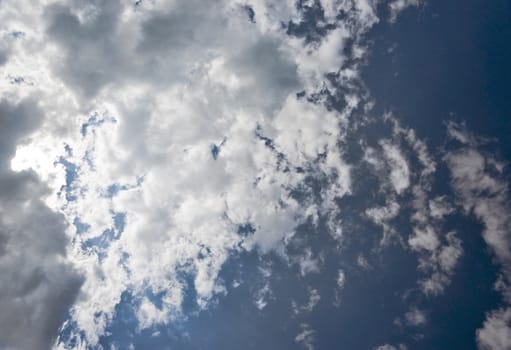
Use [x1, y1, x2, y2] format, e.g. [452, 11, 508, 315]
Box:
[0, 0, 510, 349]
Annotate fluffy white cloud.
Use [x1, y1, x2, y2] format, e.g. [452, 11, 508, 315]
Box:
[477, 308, 511, 350]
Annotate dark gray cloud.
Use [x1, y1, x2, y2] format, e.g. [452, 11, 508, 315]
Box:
[0, 99, 83, 350]
[0, 49, 7, 66]
[45, 0, 124, 98]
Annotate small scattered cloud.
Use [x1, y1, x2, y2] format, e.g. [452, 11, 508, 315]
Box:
[375, 344, 407, 350]
[295, 323, 316, 350]
[388, 0, 421, 23]
[405, 307, 427, 327]
[294, 288, 321, 315]
[380, 140, 410, 195]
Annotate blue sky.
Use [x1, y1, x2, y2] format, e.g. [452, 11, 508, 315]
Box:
[0, 1, 511, 349]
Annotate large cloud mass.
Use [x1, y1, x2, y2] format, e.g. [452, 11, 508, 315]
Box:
[2, 0, 378, 346]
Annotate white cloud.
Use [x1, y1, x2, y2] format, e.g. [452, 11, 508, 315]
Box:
[429, 196, 454, 219]
[357, 254, 371, 269]
[409, 225, 440, 252]
[254, 283, 273, 311]
[405, 307, 426, 326]
[445, 125, 511, 281]
[295, 323, 316, 350]
[363, 116, 462, 296]
[477, 308, 511, 350]
[294, 288, 321, 314]
[366, 199, 400, 244]
[444, 124, 511, 348]
[337, 269, 346, 289]
[411, 228, 463, 295]
[136, 298, 168, 331]
[296, 248, 322, 277]
[388, 0, 420, 23]
[380, 140, 410, 195]
[376, 345, 407, 350]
